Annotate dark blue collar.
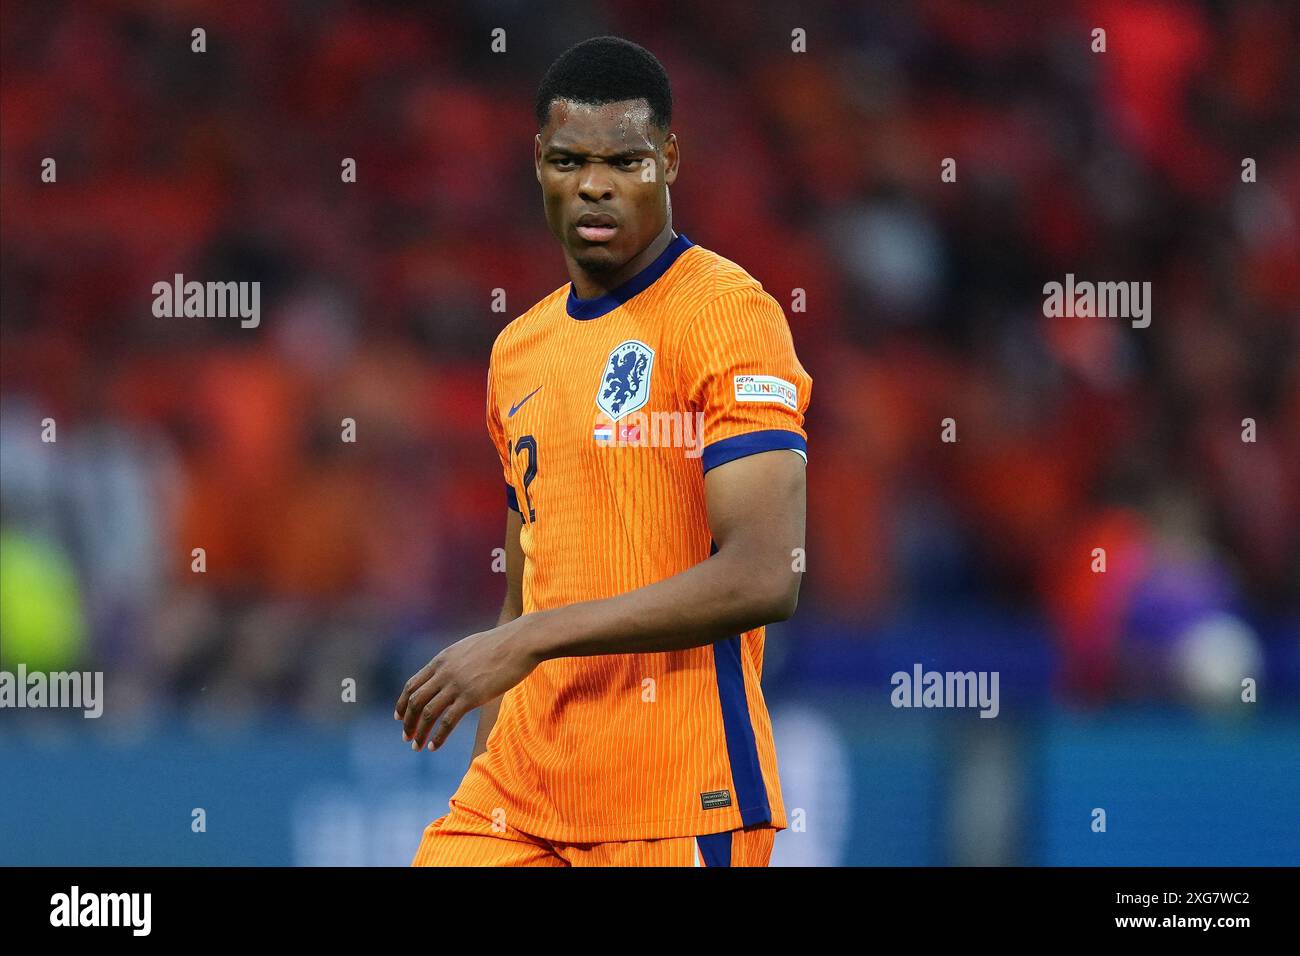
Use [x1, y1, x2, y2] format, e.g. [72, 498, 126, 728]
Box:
[566, 232, 694, 320]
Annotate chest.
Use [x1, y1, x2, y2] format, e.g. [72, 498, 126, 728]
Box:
[495, 318, 703, 518]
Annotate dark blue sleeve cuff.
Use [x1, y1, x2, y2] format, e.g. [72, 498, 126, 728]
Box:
[701, 429, 808, 473]
[505, 483, 520, 512]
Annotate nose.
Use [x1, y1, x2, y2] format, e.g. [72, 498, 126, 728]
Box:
[578, 161, 615, 202]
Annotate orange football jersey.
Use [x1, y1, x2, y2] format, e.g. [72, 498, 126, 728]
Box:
[451, 232, 812, 842]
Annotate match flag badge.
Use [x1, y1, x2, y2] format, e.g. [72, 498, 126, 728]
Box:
[593, 416, 642, 445]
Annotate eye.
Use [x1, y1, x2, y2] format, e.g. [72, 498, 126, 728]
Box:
[552, 157, 579, 169]
[618, 157, 643, 170]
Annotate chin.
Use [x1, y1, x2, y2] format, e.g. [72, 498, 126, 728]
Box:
[574, 247, 621, 274]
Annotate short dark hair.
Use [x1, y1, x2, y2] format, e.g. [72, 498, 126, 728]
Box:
[535, 36, 672, 133]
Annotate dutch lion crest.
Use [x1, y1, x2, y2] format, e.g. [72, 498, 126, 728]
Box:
[597, 339, 655, 420]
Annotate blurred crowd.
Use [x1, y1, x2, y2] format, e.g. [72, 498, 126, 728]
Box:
[1, 0, 1296, 718]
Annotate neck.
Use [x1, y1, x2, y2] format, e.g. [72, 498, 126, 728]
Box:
[569, 222, 676, 299]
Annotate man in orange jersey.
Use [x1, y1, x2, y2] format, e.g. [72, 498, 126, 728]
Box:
[398, 35, 811, 867]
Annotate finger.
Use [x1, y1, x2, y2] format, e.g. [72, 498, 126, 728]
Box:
[402, 672, 444, 741]
[395, 658, 439, 720]
[411, 685, 458, 750]
[397, 665, 439, 738]
[427, 700, 471, 752]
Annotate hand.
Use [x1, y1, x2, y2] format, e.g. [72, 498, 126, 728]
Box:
[394, 617, 543, 752]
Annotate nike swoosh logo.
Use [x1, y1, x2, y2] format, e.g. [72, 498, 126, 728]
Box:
[508, 386, 543, 417]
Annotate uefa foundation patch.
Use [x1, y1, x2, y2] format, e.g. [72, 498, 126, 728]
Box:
[733, 374, 797, 409]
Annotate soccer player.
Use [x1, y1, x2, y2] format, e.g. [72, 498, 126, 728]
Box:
[397, 35, 812, 867]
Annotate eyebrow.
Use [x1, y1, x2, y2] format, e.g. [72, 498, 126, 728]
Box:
[545, 146, 653, 160]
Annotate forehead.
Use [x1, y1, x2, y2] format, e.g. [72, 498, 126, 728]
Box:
[541, 98, 660, 152]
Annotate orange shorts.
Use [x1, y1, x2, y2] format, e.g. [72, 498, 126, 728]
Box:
[411, 799, 776, 867]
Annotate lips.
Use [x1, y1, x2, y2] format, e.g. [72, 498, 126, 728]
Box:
[575, 213, 618, 242]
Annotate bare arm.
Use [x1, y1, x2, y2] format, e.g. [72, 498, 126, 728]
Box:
[397, 449, 806, 751]
[469, 507, 524, 760]
[523, 448, 805, 658]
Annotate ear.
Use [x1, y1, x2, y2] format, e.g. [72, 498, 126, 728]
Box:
[534, 134, 543, 182]
[663, 132, 680, 186]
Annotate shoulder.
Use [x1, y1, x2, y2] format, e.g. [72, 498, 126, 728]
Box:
[672, 242, 770, 306]
[489, 283, 570, 366]
[671, 244, 789, 347]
